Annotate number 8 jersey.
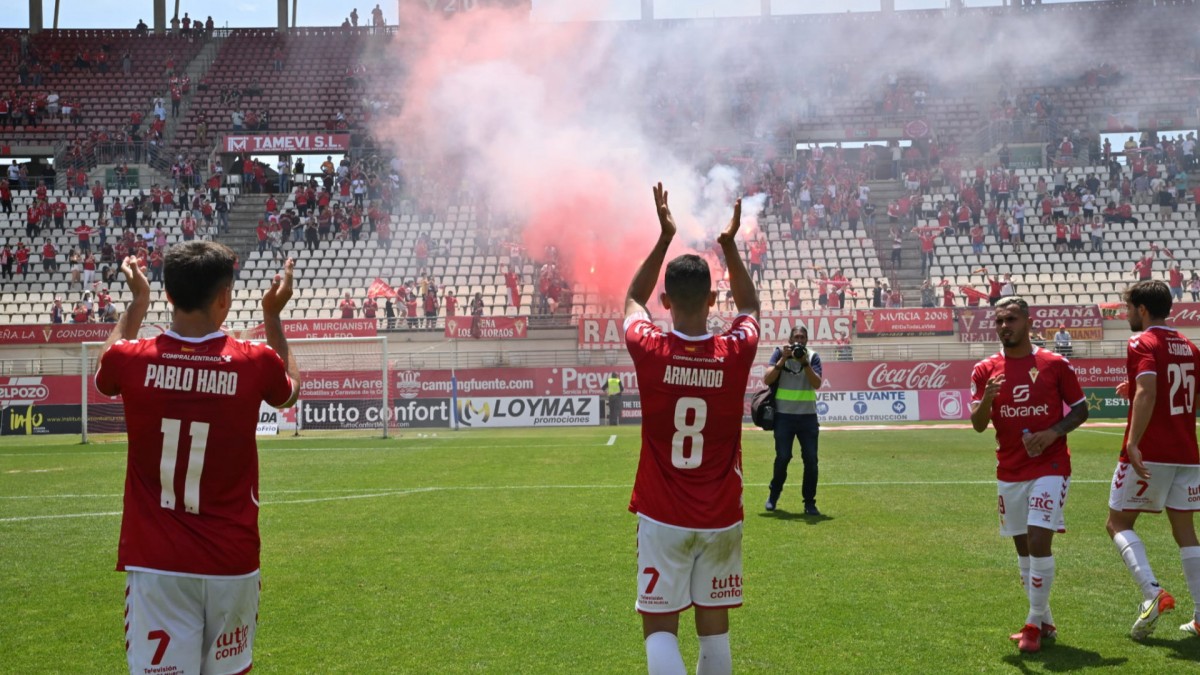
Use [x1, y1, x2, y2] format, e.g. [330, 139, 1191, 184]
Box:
[624, 312, 759, 530]
[96, 331, 294, 576]
[1123, 325, 1200, 465]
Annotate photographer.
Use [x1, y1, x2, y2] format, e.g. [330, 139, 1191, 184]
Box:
[763, 325, 824, 515]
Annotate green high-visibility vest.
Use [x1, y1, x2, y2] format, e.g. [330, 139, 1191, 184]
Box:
[607, 377, 622, 395]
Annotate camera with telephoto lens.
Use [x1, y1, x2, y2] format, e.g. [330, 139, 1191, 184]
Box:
[789, 343, 807, 361]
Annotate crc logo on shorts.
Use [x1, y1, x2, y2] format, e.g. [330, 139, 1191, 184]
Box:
[938, 391, 963, 418]
[816, 402, 829, 415]
[1012, 385, 1031, 403]
[853, 401, 868, 415]
[1030, 492, 1055, 512]
[892, 400, 906, 414]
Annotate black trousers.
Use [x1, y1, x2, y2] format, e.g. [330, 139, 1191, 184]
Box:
[770, 413, 819, 506]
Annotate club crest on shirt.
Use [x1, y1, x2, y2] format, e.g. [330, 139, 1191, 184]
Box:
[1028, 367, 1040, 383]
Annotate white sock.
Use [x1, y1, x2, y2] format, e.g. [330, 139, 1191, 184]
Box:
[645, 632, 686, 675]
[697, 633, 732, 675]
[1181, 546, 1200, 623]
[1028, 556, 1055, 627]
[1018, 555, 1031, 593]
[1113, 530, 1160, 601]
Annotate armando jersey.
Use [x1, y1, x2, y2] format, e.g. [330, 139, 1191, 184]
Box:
[971, 347, 1085, 482]
[1122, 326, 1200, 465]
[95, 331, 293, 576]
[625, 312, 759, 530]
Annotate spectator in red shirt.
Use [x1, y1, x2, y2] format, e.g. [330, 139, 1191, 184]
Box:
[1169, 263, 1185, 301]
[915, 225, 940, 277]
[339, 291, 356, 318]
[786, 281, 801, 310]
[52, 198, 67, 229]
[256, 221, 268, 254]
[14, 243, 29, 275]
[41, 240, 57, 272]
[406, 292, 419, 328]
[424, 288, 439, 328]
[362, 296, 378, 320]
[444, 289, 457, 317]
[0, 179, 11, 214]
[942, 280, 955, 308]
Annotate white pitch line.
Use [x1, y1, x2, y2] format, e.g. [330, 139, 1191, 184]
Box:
[0, 479, 1120, 522]
[1078, 429, 1125, 436]
[0, 511, 121, 523]
[606, 435, 617, 446]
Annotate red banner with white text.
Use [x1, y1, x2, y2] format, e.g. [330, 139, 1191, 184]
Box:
[957, 305, 1104, 342]
[222, 133, 351, 153]
[0, 324, 122, 345]
[444, 316, 529, 339]
[577, 312, 853, 349]
[241, 318, 377, 340]
[855, 308, 955, 337]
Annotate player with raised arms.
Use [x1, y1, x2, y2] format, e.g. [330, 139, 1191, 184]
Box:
[970, 296, 1088, 653]
[1106, 280, 1200, 639]
[625, 183, 759, 675]
[95, 241, 300, 674]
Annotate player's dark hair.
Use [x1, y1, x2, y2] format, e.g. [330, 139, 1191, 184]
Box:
[1124, 280, 1172, 319]
[164, 241, 236, 312]
[663, 254, 711, 313]
[994, 296, 1029, 316]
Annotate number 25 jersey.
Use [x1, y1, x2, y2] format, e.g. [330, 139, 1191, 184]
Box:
[624, 312, 759, 530]
[1123, 326, 1200, 465]
[96, 331, 294, 576]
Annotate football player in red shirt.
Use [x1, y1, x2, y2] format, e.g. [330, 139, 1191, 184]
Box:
[625, 183, 759, 674]
[1107, 280, 1200, 639]
[971, 297, 1088, 653]
[95, 242, 299, 674]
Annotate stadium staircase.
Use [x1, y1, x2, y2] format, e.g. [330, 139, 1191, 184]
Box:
[864, 179, 926, 306]
[158, 37, 223, 152]
[218, 193, 269, 264]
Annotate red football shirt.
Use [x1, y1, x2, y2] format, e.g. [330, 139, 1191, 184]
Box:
[625, 312, 759, 529]
[971, 347, 1085, 482]
[1122, 326, 1200, 465]
[95, 332, 293, 576]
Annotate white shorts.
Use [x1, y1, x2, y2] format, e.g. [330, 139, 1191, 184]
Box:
[1108, 462, 1200, 513]
[636, 516, 743, 614]
[997, 475, 1069, 537]
[125, 570, 260, 675]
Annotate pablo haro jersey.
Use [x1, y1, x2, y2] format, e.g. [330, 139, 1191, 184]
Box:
[96, 330, 294, 576]
[624, 312, 759, 530]
[1122, 326, 1200, 465]
[971, 346, 1085, 482]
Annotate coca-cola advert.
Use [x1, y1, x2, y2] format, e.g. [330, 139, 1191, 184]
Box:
[855, 308, 954, 337]
[577, 311, 852, 349]
[957, 305, 1104, 342]
[444, 316, 529, 339]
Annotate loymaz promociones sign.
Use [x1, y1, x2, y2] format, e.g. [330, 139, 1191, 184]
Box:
[454, 396, 600, 428]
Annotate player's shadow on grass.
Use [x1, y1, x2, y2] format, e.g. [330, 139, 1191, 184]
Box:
[757, 510, 833, 524]
[1139, 634, 1200, 662]
[1000, 643, 1127, 673]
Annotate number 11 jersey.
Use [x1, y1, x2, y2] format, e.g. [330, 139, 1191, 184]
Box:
[96, 331, 294, 576]
[1123, 325, 1200, 465]
[624, 312, 759, 530]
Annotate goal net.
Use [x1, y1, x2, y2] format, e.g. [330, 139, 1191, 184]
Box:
[81, 336, 391, 442]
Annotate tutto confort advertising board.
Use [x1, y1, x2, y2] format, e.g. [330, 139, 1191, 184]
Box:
[26, 357, 1146, 434]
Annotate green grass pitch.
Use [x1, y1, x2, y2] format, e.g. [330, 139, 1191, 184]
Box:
[3, 424, 1200, 673]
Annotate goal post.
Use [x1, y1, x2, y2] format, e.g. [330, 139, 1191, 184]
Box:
[81, 336, 390, 443]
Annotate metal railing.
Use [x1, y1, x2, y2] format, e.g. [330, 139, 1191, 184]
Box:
[0, 338, 1135, 377]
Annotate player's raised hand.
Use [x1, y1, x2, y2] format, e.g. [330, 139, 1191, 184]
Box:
[718, 198, 743, 248]
[119, 255, 150, 302]
[1126, 443, 1152, 480]
[262, 257, 295, 318]
[652, 182, 676, 239]
[983, 375, 1005, 400]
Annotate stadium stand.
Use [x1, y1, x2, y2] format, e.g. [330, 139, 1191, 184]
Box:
[3, 1, 1200, 327]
